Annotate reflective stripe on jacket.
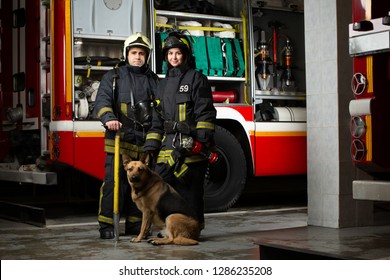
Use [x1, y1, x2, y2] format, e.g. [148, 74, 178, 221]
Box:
[94, 64, 158, 157]
[144, 65, 216, 165]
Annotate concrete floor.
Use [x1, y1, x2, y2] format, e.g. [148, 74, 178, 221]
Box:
[1, 205, 390, 260]
[256, 225, 390, 260]
[0, 207, 307, 260]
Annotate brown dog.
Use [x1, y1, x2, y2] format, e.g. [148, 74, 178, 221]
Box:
[122, 154, 200, 245]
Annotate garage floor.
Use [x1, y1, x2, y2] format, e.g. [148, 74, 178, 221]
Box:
[0, 207, 307, 260]
[1, 206, 390, 260]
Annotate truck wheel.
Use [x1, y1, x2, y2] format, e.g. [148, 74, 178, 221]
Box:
[204, 125, 247, 212]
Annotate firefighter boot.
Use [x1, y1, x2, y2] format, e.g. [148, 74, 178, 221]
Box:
[125, 222, 142, 235]
[99, 223, 115, 239]
[124, 201, 143, 235]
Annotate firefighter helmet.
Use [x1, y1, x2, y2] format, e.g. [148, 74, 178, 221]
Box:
[162, 32, 192, 58]
[123, 32, 152, 62]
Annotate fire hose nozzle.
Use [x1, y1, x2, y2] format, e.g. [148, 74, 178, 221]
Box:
[192, 141, 219, 164]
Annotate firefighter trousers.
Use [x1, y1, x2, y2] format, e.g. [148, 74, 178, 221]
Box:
[154, 160, 208, 227]
[98, 153, 142, 229]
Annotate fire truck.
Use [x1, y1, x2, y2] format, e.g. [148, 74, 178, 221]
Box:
[0, 0, 306, 212]
[349, 0, 390, 201]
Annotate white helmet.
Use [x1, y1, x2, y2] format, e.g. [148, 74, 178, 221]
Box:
[123, 32, 152, 62]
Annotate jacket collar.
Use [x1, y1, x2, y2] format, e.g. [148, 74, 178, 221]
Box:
[126, 63, 149, 74]
[167, 64, 190, 77]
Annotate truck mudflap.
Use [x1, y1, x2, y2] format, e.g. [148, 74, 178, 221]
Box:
[0, 164, 57, 185]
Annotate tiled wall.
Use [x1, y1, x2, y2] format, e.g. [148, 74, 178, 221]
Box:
[305, 0, 373, 228]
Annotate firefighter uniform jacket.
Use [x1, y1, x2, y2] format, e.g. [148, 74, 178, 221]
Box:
[94, 64, 159, 158]
[144, 65, 216, 177]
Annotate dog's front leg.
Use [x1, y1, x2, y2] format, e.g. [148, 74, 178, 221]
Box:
[131, 210, 152, 242]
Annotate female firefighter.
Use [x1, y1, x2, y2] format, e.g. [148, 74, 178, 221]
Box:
[143, 32, 217, 229]
[94, 32, 159, 239]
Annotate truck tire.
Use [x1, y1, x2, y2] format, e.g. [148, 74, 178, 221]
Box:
[204, 125, 247, 212]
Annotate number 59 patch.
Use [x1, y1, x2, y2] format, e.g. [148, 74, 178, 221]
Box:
[179, 84, 190, 93]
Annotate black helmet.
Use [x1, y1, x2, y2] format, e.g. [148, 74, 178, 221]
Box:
[133, 100, 153, 128]
[162, 32, 192, 59]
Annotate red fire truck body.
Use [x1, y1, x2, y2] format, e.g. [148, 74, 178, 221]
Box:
[349, 0, 390, 200]
[0, 0, 307, 211]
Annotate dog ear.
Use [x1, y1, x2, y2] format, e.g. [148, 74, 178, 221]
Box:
[122, 154, 132, 167]
[140, 152, 151, 166]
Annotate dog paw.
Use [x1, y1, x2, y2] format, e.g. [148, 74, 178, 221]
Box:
[147, 239, 161, 246]
[130, 237, 142, 243]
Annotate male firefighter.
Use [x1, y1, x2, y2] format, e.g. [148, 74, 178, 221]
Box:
[94, 32, 159, 239]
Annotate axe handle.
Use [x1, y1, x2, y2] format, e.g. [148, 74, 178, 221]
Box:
[113, 130, 120, 240]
